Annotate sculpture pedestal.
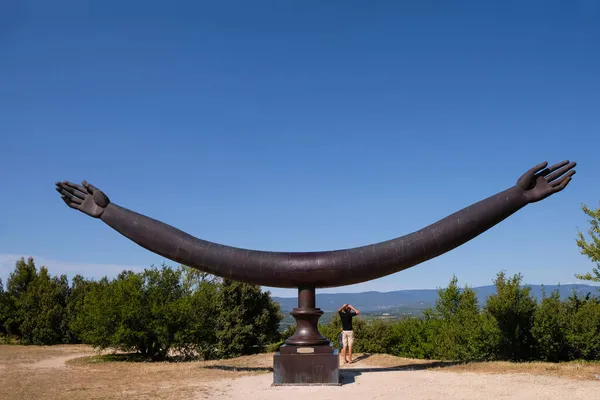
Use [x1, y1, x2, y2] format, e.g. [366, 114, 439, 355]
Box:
[273, 344, 340, 385]
[272, 286, 340, 386]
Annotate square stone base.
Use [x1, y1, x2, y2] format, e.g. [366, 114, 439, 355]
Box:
[272, 347, 340, 385]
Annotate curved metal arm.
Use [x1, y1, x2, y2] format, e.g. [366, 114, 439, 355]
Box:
[56, 160, 576, 288]
[99, 185, 527, 288]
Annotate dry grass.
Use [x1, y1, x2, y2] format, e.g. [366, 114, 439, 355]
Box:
[443, 359, 600, 381]
[1, 345, 599, 400]
[358, 353, 600, 381]
[0, 345, 269, 400]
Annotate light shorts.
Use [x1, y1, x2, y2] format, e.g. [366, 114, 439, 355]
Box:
[342, 330, 354, 348]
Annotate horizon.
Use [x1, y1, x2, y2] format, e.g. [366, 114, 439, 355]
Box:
[2, 1, 599, 298]
[1, 252, 598, 298]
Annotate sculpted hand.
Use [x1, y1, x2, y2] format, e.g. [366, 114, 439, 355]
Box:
[516, 160, 576, 203]
[55, 181, 110, 218]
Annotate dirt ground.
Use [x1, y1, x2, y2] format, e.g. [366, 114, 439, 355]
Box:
[1, 345, 600, 400]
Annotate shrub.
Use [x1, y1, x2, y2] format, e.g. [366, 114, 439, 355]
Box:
[484, 272, 537, 361]
[532, 289, 570, 362]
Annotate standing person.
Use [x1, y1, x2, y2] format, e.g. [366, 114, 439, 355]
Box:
[338, 303, 359, 364]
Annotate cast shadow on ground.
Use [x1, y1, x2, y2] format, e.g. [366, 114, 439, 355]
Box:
[201, 354, 461, 384]
[350, 353, 372, 363]
[203, 365, 274, 372]
[340, 360, 462, 385]
[86, 353, 223, 363]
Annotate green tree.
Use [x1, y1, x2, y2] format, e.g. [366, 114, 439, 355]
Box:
[215, 279, 282, 358]
[0, 279, 7, 335]
[575, 203, 600, 282]
[143, 266, 187, 358]
[388, 317, 430, 359]
[5, 257, 38, 337]
[73, 266, 188, 360]
[0, 288, 18, 337]
[69, 276, 113, 350]
[65, 275, 96, 343]
[484, 271, 538, 361]
[356, 319, 397, 354]
[7, 257, 37, 298]
[425, 276, 499, 361]
[531, 288, 569, 362]
[565, 293, 600, 360]
[173, 267, 219, 360]
[564, 289, 595, 315]
[17, 266, 70, 345]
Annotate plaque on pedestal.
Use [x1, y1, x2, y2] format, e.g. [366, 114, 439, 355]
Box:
[273, 344, 340, 385]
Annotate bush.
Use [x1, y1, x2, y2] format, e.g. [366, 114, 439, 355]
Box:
[0, 278, 7, 336]
[358, 319, 398, 354]
[215, 279, 283, 358]
[73, 266, 194, 360]
[4, 257, 38, 338]
[423, 276, 498, 361]
[566, 295, 600, 360]
[266, 340, 285, 352]
[532, 289, 570, 362]
[4, 255, 600, 365]
[171, 275, 219, 360]
[484, 272, 537, 361]
[11, 264, 70, 345]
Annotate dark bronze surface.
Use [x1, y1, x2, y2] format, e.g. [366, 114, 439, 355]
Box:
[55, 160, 576, 289]
[273, 349, 340, 385]
[285, 287, 330, 346]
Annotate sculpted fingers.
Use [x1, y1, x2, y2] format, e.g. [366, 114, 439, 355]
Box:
[56, 186, 75, 201]
[527, 161, 549, 177]
[518, 161, 548, 188]
[56, 179, 108, 218]
[551, 176, 573, 193]
[536, 160, 569, 178]
[550, 170, 576, 191]
[82, 180, 99, 194]
[545, 161, 576, 183]
[69, 195, 83, 204]
[60, 194, 80, 209]
[64, 181, 88, 195]
[57, 182, 86, 200]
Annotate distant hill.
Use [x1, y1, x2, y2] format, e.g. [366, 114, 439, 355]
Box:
[272, 284, 600, 312]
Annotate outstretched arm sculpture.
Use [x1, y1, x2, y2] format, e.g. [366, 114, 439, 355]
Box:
[55, 160, 576, 289]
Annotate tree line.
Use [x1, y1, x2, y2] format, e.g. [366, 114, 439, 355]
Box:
[286, 271, 599, 363]
[0, 258, 282, 360]
[3, 257, 599, 363]
[1, 202, 599, 363]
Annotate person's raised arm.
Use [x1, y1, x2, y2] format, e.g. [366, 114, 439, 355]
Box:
[348, 304, 360, 315]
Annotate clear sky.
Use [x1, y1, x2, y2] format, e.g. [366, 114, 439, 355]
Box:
[1, 1, 599, 297]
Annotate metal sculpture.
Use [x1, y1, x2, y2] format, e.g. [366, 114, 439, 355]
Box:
[55, 160, 576, 384]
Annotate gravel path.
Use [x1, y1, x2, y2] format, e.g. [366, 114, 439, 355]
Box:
[25, 353, 92, 369]
[3, 346, 599, 400]
[204, 369, 600, 400]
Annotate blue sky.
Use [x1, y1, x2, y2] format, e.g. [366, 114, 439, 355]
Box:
[1, 1, 599, 298]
